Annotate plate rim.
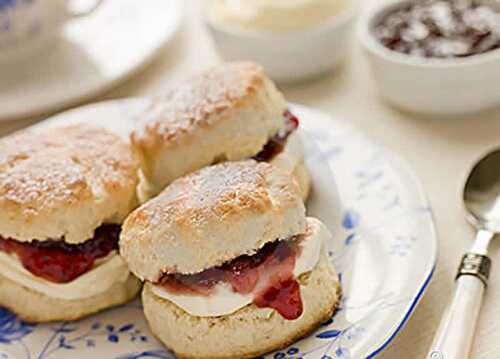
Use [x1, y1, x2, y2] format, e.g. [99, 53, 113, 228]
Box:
[367, 266, 435, 358]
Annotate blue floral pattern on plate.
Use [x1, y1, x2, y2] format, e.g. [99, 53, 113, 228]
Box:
[0, 100, 437, 358]
[0, 308, 35, 345]
[0, 0, 17, 12]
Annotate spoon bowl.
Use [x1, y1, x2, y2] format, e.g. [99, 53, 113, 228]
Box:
[464, 148, 500, 232]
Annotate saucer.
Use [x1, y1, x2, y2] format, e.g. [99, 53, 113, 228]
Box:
[0, 0, 182, 121]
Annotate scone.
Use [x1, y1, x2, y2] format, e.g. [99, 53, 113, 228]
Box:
[131, 61, 310, 201]
[0, 124, 141, 322]
[120, 160, 340, 359]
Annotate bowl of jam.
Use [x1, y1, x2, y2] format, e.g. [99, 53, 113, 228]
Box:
[358, 0, 500, 115]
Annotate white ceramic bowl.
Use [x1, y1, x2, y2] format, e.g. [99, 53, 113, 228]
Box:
[205, 2, 357, 83]
[358, 0, 500, 116]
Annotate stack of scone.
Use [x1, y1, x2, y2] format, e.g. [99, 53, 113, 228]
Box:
[0, 61, 341, 358]
[131, 61, 310, 202]
[120, 160, 340, 359]
[0, 124, 141, 322]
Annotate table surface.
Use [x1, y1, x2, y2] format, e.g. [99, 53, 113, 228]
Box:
[2, 2, 500, 358]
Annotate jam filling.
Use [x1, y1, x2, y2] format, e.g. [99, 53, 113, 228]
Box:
[0, 224, 120, 284]
[253, 110, 299, 162]
[158, 237, 304, 320]
[374, 0, 500, 58]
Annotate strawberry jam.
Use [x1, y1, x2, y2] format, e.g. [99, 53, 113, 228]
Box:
[0, 224, 120, 283]
[158, 237, 304, 320]
[253, 110, 299, 162]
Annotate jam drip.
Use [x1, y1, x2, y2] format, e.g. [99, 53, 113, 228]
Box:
[253, 110, 299, 162]
[0, 224, 120, 284]
[159, 238, 304, 320]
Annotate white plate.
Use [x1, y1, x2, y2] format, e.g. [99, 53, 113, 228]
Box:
[0, 1, 182, 122]
[0, 99, 437, 358]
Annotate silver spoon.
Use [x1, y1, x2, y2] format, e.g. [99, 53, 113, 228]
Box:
[428, 149, 500, 359]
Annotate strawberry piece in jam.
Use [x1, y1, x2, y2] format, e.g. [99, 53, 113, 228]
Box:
[0, 224, 120, 283]
[253, 110, 299, 162]
[158, 237, 305, 320]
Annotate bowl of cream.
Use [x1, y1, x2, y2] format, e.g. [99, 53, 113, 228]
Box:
[205, 0, 358, 83]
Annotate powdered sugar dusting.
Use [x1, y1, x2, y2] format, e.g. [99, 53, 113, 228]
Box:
[128, 160, 302, 236]
[0, 124, 138, 223]
[131, 62, 266, 146]
[154, 160, 275, 225]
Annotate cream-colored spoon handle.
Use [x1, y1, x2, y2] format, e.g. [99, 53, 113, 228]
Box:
[428, 275, 485, 359]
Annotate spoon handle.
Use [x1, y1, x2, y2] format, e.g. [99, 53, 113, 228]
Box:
[428, 253, 491, 359]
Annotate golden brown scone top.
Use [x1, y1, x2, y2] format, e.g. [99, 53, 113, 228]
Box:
[128, 160, 299, 229]
[131, 62, 268, 147]
[120, 160, 306, 280]
[0, 124, 139, 243]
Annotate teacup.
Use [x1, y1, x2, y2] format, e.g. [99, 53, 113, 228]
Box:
[0, 0, 101, 63]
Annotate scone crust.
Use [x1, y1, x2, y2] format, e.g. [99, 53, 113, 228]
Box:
[0, 274, 141, 322]
[142, 250, 340, 359]
[120, 160, 306, 281]
[0, 124, 139, 244]
[131, 61, 288, 198]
